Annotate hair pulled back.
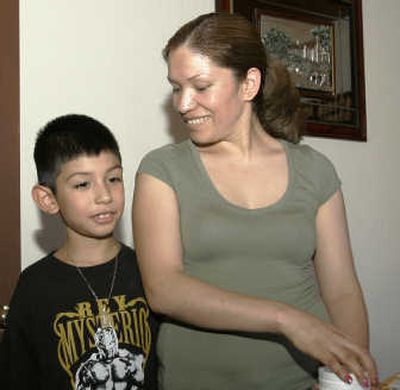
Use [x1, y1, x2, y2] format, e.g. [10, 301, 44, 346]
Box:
[163, 12, 304, 143]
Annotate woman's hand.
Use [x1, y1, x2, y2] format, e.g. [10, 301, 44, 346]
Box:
[280, 307, 379, 389]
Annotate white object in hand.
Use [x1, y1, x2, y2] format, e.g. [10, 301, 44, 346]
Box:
[319, 366, 370, 390]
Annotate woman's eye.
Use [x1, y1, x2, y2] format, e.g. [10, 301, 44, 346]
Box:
[196, 85, 210, 92]
[171, 86, 181, 94]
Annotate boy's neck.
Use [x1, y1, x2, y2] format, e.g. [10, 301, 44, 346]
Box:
[55, 236, 121, 267]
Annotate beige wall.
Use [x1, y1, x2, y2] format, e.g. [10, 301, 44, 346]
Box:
[306, 0, 400, 379]
[20, 0, 214, 263]
[20, 0, 400, 379]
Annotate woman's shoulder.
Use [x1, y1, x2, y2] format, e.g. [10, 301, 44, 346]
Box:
[283, 140, 341, 203]
[140, 139, 192, 164]
[283, 140, 337, 173]
[137, 139, 193, 187]
[284, 139, 330, 161]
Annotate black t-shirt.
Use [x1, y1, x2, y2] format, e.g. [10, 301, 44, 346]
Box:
[2, 244, 158, 389]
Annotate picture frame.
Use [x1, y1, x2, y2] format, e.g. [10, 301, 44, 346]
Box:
[215, 0, 367, 142]
[255, 9, 336, 98]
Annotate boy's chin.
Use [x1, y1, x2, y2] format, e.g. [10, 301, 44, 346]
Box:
[92, 231, 116, 240]
[80, 229, 116, 240]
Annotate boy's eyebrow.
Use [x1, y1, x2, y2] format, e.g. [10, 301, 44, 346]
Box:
[65, 164, 122, 181]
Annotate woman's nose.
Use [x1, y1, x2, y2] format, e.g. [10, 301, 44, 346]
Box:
[175, 89, 195, 114]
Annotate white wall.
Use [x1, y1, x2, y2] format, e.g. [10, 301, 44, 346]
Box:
[20, 0, 400, 380]
[306, 0, 400, 379]
[20, 0, 214, 264]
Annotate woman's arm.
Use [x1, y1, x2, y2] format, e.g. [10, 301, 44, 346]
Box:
[132, 173, 285, 331]
[133, 173, 378, 387]
[314, 189, 369, 348]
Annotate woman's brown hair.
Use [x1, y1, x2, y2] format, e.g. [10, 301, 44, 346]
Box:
[163, 12, 304, 143]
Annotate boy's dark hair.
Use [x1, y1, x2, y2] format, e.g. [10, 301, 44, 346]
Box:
[34, 114, 121, 192]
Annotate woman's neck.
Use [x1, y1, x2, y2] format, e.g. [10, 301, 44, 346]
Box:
[197, 115, 275, 161]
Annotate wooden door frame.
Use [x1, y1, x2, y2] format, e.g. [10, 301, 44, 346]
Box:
[0, 0, 21, 305]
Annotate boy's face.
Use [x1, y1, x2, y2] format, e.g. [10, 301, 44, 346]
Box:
[53, 151, 124, 240]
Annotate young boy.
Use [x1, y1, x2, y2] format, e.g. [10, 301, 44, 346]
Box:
[2, 114, 157, 389]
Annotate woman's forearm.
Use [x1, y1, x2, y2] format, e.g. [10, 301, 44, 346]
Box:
[139, 262, 289, 334]
[323, 287, 369, 348]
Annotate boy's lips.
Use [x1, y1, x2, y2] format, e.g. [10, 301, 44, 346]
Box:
[92, 211, 116, 224]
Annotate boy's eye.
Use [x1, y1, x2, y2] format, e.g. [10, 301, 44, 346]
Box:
[73, 181, 89, 189]
[109, 176, 122, 184]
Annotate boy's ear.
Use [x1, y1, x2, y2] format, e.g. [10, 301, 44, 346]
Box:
[241, 67, 262, 101]
[31, 185, 59, 215]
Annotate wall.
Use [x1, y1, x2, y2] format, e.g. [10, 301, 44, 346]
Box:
[20, 0, 399, 379]
[306, 0, 400, 378]
[20, 0, 214, 264]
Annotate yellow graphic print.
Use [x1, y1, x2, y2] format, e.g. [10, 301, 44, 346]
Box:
[53, 295, 151, 387]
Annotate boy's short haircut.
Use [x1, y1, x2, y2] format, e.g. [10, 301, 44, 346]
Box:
[34, 114, 121, 192]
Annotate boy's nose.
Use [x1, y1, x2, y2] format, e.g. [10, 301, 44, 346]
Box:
[95, 185, 112, 203]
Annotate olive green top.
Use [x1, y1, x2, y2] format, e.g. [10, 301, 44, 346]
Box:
[137, 139, 341, 390]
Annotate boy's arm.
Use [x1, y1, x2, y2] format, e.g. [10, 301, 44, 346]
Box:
[2, 279, 40, 389]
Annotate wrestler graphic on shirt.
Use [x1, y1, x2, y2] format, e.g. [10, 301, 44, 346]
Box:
[75, 326, 145, 390]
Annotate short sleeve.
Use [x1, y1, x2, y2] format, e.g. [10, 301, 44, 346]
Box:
[289, 142, 341, 207]
[307, 146, 341, 204]
[136, 146, 175, 189]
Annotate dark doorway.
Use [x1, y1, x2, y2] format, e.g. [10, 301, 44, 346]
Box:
[0, 0, 21, 309]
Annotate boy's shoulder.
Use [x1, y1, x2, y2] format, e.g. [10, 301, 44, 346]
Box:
[117, 243, 143, 284]
[17, 244, 138, 290]
[119, 242, 136, 256]
[8, 253, 61, 309]
[23, 244, 135, 271]
[14, 252, 64, 297]
[19, 252, 57, 280]
[117, 243, 137, 264]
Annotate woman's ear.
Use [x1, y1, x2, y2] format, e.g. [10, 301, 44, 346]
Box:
[31, 185, 60, 215]
[241, 67, 262, 101]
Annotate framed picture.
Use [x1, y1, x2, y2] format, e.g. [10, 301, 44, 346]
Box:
[256, 9, 335, 98]
[215, 0, 367, 142]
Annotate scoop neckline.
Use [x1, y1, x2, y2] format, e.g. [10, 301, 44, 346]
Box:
[188, 138, 292, 213]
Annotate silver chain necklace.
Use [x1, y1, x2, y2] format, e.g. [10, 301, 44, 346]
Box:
[73, 252, 119, 329]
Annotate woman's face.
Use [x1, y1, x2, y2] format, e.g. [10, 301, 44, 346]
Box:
[167, 45, 250, 145]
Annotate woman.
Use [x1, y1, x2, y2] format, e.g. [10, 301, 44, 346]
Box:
[133, 12, 378, 390]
